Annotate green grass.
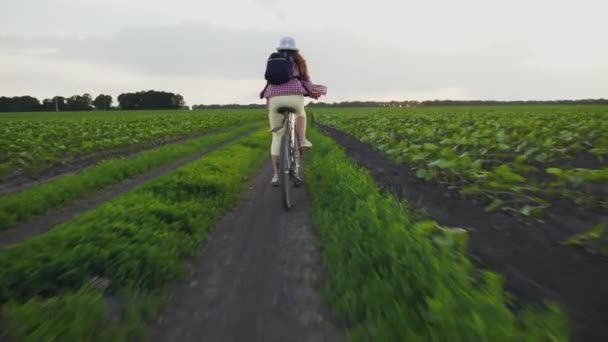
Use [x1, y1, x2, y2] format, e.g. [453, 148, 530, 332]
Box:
[0, 122, 264, 230]
[0, 129, 268, 341]
[3, 286, 124, 342]
[563, 223, 608, 255]
[305, 127, 569, 341]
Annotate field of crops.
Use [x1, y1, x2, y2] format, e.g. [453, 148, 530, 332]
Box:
[2, 106, 604, 340]
[0, 109, 265, 180]
[314, 106, 608, 217]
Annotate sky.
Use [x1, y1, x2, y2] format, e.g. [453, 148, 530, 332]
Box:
[1, 0, 607, 105]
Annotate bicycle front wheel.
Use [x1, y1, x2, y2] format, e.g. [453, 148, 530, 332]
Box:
[279, 133, 292, 211]
[293, 137, 303, 187]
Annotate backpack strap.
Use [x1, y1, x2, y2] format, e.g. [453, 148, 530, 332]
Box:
[260, 81, 269, 99]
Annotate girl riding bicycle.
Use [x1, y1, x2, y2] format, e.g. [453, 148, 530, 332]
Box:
[260, 36, 327, 186]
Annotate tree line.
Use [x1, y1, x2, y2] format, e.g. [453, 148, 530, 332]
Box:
[4, 94, 607, 112]
[0, 94, 108, 112]
[192, 103, 265, 110]
[0, 90, 185, 112]
[191, 98, 608, 110]
[117, 90, 185, 110]
[307, 99, 608, 108]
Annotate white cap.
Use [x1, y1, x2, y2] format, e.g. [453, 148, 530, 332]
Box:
[276, 36, 299, 51]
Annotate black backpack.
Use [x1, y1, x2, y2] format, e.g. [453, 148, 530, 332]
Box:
[264, 51, 295, 85]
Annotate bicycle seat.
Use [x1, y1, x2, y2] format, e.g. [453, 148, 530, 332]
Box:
[277, 106, 296, 114]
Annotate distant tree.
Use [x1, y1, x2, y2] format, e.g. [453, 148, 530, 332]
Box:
[83, 93, 93, 108]
[42, 98, 54, 111]
[93, 94, 113, 110]
[0, 97, 13, 112]
[117, 90, 186, 110]
[174, 94, 185, 108]
[66, 94, 93, 111]
[18, 96, 41, 111]
[117, 93, 138, 110]
[104, 95, 113, 109]
[0, 96, 41, 112]
[52, 96, 67, 111]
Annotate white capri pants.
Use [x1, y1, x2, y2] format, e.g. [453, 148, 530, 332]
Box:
[268, 95, 306, 155]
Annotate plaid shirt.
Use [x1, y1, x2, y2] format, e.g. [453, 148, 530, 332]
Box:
[261, 66, 327, 99]
[263, 78, 309, 98]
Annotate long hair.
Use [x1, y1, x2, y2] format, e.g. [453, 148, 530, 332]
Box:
[291, 51, 310, 82]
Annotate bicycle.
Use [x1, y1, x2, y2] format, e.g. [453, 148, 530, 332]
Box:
[270, 106, 305, 211]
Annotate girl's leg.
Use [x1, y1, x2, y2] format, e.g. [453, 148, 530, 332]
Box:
[271, 154, 279, 173]
[296, 114, 306, 140]
[290, 95, 310, 147]
[268, 98, 283, 183]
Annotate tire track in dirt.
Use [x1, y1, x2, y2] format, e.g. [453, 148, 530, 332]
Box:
[316, 123, 608, 342]
[151, 163, 344, 342]
[0, 130, 258, 251]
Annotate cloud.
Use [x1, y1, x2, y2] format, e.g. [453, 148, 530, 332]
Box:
[1, 22, 607, 104]
[249, 0, 286, 21]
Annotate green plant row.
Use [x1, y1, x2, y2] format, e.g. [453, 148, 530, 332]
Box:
[0, 129, 268, 341]
[0, 109, 265, 179]
[304, 128, 569, 341]
[0, 122, 264, 230]
[314, 106, 608, 216]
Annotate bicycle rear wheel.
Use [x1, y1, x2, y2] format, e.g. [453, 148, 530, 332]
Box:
[279, 132, 292, 211]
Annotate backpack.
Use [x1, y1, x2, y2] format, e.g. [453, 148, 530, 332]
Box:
[264, 51, 295, 85]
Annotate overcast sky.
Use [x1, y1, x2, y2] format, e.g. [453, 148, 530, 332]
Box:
[1, 0, 607, 105]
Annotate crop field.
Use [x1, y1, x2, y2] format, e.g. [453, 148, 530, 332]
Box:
[314, 106, 608, 217]
[311, 105, 608, 340]
[0, 109, 265, 180]
[0, 109, 269, 340]
[0, 106, 605, 341]
[305, 129, 568, 341]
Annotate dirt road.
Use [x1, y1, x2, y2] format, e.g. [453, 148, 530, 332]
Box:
[152, 163, 343, 342]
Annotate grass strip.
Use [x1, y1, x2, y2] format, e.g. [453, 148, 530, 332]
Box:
[305, 128, 569, 341]
[0, 129, 268, 341]
[0, 122, 264, 230]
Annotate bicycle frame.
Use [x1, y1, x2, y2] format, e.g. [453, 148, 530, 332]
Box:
[272, 110, 303, 210]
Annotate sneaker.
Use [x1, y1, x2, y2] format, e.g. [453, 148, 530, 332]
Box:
[271, 174, 279, 187]
[300, 137, 312, 150]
